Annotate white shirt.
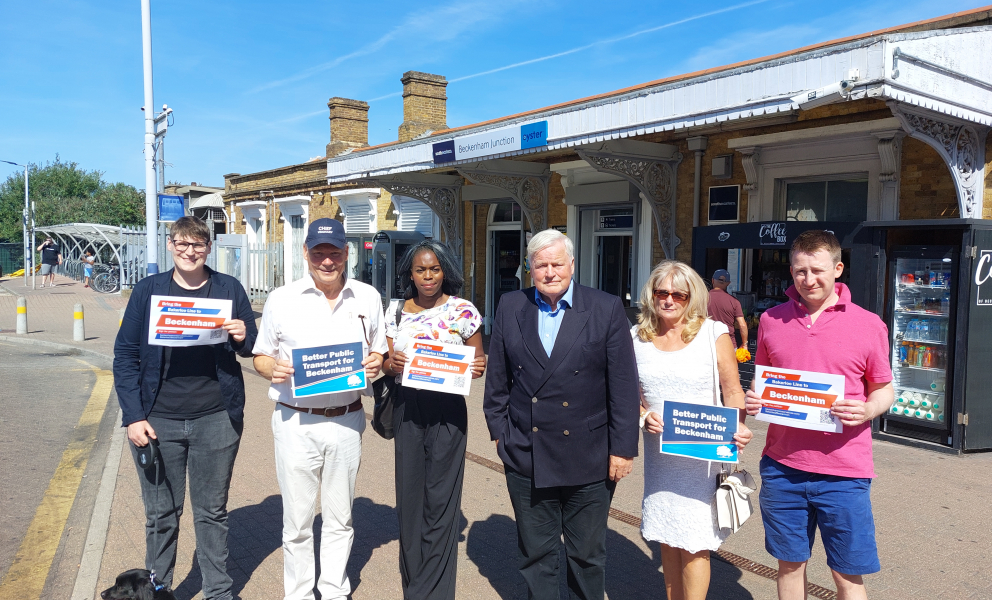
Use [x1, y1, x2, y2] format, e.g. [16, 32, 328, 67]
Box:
[253, 274, 387, 408]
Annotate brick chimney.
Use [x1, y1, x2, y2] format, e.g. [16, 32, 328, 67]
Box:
[398, 71, 447, 143]
[326, 97, 370, 157]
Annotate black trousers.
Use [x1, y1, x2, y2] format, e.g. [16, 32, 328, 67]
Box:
[394, 386, 467, 600]
[504, 467, 616, 600]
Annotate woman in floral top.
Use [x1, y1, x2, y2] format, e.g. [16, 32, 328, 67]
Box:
[383, 240, 485, 600]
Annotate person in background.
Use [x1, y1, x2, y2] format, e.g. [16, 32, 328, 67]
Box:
[113, 216, 257, 599]
[83, 249, 95, 288]
[708, 269, 747, 350]
[745, 230, 894, 600]
[382, 240, 486, 600]
[634, 260, 752, 600]
[37, 237, 61, 288]
[252, 218, 386, 600]
[484, 228, 639, 600]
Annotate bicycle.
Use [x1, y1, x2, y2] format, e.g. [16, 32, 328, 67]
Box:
[91, 264, 121, 294]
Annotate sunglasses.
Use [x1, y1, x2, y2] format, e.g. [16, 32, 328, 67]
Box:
[653, 289, 690, 301]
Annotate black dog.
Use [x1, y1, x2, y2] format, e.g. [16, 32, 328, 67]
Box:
[101, 569, 176, 600]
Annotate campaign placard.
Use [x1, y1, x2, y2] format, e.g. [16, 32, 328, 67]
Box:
[660, 401, 740, 463]
[148, 295, 232, 347]
[754, 365, 845, 433]
[291, 342, 367, 398]
[401, 341, 474, 395]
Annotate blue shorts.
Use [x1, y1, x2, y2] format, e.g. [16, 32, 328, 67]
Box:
[759, 455, 880, 575]
[84, 267, 93, 277]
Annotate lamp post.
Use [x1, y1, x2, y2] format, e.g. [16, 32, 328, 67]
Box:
[1, 160, 30, 285]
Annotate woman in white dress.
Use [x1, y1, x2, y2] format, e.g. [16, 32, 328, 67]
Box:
[632, 260, 752, 600]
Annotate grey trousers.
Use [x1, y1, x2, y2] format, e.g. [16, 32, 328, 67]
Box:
[131, 410, 242, 600]
[394, 386, 467, 600]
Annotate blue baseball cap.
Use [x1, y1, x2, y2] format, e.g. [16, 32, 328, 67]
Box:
[712, 269, 731, 281]
[304, 218, 346, 249]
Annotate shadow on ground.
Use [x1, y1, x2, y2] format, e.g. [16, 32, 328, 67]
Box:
[466, 514, 754, 600]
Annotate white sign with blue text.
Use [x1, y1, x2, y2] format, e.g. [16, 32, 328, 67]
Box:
[660, 401, 739, 463]
[432, 121, 548, 164]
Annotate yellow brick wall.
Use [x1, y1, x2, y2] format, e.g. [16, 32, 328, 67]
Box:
[899, 137, 959, 219]
[547, 172, 567, 228]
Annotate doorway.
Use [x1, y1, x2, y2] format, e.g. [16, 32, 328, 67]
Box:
[486, 202, 524, 331]
[577, 205, 636, 307]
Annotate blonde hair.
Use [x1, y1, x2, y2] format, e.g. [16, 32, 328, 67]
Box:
[636, 260, 710, 344]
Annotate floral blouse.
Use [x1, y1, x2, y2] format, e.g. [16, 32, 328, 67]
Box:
[385, 296, 482, 354]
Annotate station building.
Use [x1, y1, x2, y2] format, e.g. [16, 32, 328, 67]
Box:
[225, 7, 992, 329]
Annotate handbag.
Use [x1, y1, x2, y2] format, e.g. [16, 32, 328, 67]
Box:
[371, 300, 404, 440]
[716, 468, 757, 532]
[706, 318, 756, 532]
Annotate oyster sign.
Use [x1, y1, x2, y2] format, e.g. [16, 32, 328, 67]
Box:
[432, 121, 548, 164]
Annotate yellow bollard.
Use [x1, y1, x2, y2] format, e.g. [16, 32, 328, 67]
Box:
[16, 297, 27, 334]
[73, 303, 85, 342]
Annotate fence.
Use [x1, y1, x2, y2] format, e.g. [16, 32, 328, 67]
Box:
[0, 243, 24, 276]
[246, 242, 284, 303]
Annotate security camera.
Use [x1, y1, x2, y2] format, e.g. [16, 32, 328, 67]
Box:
[790, 80, 856, 110]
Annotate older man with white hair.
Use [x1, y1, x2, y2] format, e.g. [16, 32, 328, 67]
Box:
[483, 228, 640, 600]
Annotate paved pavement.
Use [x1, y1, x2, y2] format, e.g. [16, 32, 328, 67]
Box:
[2, 272, 991, 599]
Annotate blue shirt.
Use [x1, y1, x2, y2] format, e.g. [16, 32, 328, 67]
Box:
[535, 281, 574, 357]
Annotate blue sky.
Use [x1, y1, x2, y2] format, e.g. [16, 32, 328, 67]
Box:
[0, 0, 985, 189]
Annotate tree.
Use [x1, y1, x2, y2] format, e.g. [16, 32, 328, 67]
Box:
[0, 156, 146, 243]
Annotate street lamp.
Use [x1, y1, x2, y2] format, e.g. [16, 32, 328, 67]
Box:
[0, 160, 31, 286]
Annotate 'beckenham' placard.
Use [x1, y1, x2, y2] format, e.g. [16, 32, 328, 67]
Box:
[401, 341, 474, 395]
[148, 295, 232, 347]
[291, 342, 367, 398]
[754, 365, 845, 433]
[660, 401, 739, 463]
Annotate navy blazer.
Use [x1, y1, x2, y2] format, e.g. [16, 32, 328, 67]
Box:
[113, 267, 258, 427]
[483, 284, 639, 488]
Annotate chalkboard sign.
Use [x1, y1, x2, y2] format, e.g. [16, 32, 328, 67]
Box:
[708, 185, 740, 223]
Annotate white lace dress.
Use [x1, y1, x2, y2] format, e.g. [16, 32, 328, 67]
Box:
[632, 319, 730, 553]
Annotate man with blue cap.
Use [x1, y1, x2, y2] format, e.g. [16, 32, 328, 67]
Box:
[253, 217, 387, 600]
[709, 269, 748, 349]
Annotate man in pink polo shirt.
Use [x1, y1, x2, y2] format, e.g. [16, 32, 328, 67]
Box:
[745, 230, 893, 600]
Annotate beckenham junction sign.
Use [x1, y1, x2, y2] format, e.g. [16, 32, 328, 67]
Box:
[432, 121, 548, 164]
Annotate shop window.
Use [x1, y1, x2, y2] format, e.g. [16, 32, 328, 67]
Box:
[785, 178, 868, 222]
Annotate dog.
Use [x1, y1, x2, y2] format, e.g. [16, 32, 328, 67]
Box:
[101, 569, 176, 600]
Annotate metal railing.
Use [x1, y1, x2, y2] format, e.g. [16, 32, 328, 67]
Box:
[0, 243, 24, 276]
[246, 242, 284, 303]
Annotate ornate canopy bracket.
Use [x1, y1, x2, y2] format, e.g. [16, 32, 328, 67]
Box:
[358, 173, 463, 256]
[888, 101, 989, 218]
[457, 160, 550, 232]
[576, 140, 683, 260]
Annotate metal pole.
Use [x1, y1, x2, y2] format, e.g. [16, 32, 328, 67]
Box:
[141, 0, 159, 274]
[23, 165, 29, 286]
[30, 183, 36, 290]
[158, 137, 165, 193]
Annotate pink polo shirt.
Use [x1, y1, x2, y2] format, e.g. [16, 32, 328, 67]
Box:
[755, 283, 892, 478]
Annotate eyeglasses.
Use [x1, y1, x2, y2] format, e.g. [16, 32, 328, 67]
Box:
[171, 240, 208, 253]
[653, 289, 690, 301]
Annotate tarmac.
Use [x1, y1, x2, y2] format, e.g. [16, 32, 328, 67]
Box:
[1, 272, 991, 600]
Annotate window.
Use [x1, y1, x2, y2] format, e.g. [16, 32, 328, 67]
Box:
[491, 202, 522, 223]
[785, 178, 868, 222]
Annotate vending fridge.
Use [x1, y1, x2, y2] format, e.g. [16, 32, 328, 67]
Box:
[848, 219, 992, 452]
[882, 247, 956, 443]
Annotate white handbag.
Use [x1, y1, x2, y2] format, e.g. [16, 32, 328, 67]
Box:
[705, 319, 756, 533]
[716, 469, 756, 532]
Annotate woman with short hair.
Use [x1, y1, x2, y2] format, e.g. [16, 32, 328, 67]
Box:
[382, 240, 486, 600]
[632, 260, 753, 600]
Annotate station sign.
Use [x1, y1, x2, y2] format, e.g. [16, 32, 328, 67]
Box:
[158, 194, 185, 222]
[432, 121, 548, 164]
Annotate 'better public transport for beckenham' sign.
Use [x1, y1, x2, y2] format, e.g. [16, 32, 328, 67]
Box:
[432, 121, 548, 164]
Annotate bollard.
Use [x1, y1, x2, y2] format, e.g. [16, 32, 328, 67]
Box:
[119, 307, 126, 327]
[73, 303, 85, 342]
[16, 297, 27, 334]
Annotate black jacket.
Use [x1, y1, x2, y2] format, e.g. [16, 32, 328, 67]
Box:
[113, 268, 258, 426]
[483, 284, 640, 488]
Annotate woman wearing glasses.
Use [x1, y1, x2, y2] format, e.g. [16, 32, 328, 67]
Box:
[382, 240, 486, 600]
[631, 260, 752, 600]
